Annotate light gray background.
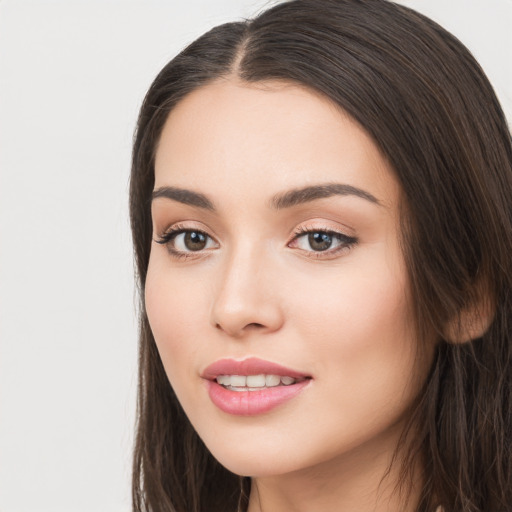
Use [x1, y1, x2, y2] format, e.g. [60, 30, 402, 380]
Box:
[0, 1, 510, 511]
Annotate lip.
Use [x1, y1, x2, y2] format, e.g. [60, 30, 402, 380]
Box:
[202, 357, 312, 416]
[201, 357, 310, 380]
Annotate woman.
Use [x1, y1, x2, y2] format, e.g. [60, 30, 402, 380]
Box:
[129, 0, 512, 510]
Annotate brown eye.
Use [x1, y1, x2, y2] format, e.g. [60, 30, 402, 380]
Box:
[290, 228, 358, 257]
[308, 232, 333, 251]
[156, 228, 218, 256]
[184, 231, 208, 251]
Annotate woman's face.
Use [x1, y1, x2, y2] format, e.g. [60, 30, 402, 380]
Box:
[146, 79, 429, 477]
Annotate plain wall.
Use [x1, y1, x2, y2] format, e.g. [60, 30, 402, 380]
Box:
[0, 1, 510, 511]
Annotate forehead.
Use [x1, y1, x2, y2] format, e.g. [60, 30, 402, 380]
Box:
[154, 79, 399, 211]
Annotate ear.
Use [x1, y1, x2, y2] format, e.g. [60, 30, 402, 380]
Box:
[444, 290, 495, 344]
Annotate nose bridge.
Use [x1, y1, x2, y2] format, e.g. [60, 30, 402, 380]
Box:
[210, 238, 283, 337]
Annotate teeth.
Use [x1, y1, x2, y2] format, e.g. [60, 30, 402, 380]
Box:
[265, 374, 281, 387]
[230, 375, 246, 387]
[246, 375, 266, 387]
[217, 375, 230, 386]
[216, 374, 299, 389]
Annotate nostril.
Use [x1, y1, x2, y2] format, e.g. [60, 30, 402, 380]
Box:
[246, 322, 264, 329]
[215, 321, 265, 333]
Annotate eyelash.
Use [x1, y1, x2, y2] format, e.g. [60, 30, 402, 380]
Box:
[155, 223, 217, 261]
[289, 225, 358, 258]
[155, 224, 358, 260]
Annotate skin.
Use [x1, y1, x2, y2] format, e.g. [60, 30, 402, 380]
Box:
[145, 79, 433, 512]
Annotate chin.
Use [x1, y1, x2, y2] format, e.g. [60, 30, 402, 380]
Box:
[214, 453, 294, 478]
[202, 435, 303, 477]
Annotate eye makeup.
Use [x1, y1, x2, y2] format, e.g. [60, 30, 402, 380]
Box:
[154, 221, 358, 262]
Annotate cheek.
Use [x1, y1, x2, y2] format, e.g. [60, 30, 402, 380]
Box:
[285, 246, 418, 403]
[144, 258, 207, 383]
[289, 247, 412, 346]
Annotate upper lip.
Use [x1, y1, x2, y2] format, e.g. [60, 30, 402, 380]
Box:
[201, 357, 311, 380]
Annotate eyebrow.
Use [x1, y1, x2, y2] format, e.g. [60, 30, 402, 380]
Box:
[270, 183, 381, 209]
[152, 186, 215, 210]
[151, 183, 380, 211]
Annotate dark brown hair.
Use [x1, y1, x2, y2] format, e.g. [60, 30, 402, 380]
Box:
[129, 1, 512, 510]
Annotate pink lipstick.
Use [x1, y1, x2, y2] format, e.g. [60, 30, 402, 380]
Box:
[202, 357, 311, 416]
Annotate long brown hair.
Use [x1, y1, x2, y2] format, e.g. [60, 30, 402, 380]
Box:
[129, 1, 512, 510]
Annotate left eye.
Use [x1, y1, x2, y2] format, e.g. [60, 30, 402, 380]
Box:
[292, 230, 356, 252]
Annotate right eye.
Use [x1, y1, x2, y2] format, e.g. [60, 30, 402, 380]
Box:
[155, 228, 218, 258]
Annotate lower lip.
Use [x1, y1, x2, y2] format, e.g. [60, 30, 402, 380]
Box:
[206, 380, 310, 416]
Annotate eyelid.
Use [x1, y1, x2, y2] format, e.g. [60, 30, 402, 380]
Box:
[287, 222, 358, 258]
[153, 219, 357, 260]
[154, 221, 219, 259]
[287, 219, 356, 241]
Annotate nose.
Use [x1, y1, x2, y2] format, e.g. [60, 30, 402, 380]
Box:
[210, 244, 284, 338]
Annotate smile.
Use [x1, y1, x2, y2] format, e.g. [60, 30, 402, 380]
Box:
[216, 374, 305, 391]
[202, 358, 312, 415]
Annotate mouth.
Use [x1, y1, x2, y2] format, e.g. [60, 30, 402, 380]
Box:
[215, 373, 308, 391]
[202, 357, 312, 415]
